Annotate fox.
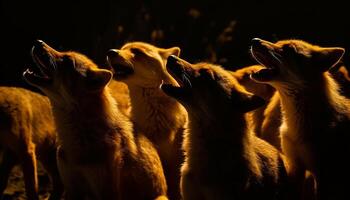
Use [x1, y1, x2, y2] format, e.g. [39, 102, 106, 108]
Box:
[231, 65, 279, 148]
[23, 40, 168, 200]
[236, 64, 350, 151]
[249, 63, 350, 151]
[250, 38, 350, 199]
[106, 42, 187, 200]
[0, 87, 63, 200]
[161, 55, 296, 200]
[234, 63, 350, 151]
[232, 65, 275, 101]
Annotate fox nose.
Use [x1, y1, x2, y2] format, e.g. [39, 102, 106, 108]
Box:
[33, 40, 46, 48]
[167, 55, 179, 66]
[106, 49, 120, 58]
[251, 38, 262, 46]
[37, 40, 44, 44]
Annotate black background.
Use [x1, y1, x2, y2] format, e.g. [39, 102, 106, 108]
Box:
[1, 0, 349, 89]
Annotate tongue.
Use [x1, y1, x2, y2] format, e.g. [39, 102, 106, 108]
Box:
[251, 68, 278, 82]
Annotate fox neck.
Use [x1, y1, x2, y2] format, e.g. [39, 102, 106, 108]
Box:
[127, 85, 187, 143]
[52, 88, 135, 159]
[185, 112, 261, 178]
[277, 73, 347, 140]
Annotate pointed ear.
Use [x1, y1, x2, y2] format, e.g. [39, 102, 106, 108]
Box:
[86, 68, 113, 90]
[159, 47, 181, 59]
[317, 47, 345, 72]
[238, 93, 266, 113]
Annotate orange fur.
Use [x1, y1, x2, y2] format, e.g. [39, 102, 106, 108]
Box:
[250, 38, 350, 199]
[24, 40, 167, 200]
[108, 80, 131, 117]
[107, 42, 187, 200]
[231, 65, 278, 147]
[0, 87, 63, 200]
[261, 91, 282, 149]
[236, 64, 350, 151]
[232, 65, 275, 100]
[162, 56, 296, 200]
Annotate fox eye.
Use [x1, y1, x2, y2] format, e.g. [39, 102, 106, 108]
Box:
[62, 55, 75, 67]
[282, 45, 296, 53]
[62, 55, 70, 62]
[198, 68, 215, 80]
[198, 69, 209, 77]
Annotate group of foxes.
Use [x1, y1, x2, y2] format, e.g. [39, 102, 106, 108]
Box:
[0, 37, 349, 200]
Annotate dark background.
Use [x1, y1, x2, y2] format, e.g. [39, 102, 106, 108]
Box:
[1, 0, 349, 90]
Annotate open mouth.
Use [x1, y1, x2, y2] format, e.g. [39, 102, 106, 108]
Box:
[161, 55, 192, 92]
[106, 50, 134, 79]
[161, 55, 193, 97]
[250, 42, 281, 82]
[113, 63, 134, 79]
[23, 40, 53, 85]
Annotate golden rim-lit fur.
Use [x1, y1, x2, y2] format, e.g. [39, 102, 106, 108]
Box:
[24, 41, 168, 199]
[251, 38, 350, 199]
[108, 42, 187, 200]
[163, 57, 296, 200]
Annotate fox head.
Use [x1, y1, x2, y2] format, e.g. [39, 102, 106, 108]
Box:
[250, 38, 345, 89]
[232, 65, 275, 100]
[106, 42, 180, 88]
[23, 40, 112, 106]
[161, 55, 265, 117]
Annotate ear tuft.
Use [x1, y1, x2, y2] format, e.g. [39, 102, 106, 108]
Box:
[86, 69, 113, 90]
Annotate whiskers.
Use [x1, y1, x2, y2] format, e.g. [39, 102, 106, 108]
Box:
[49, 54, 57, 70]
[181, 70, 192, 88]
[269, 50, 282, 64]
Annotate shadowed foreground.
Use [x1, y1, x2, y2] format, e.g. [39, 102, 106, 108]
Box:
[2, 159, 51, 200]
